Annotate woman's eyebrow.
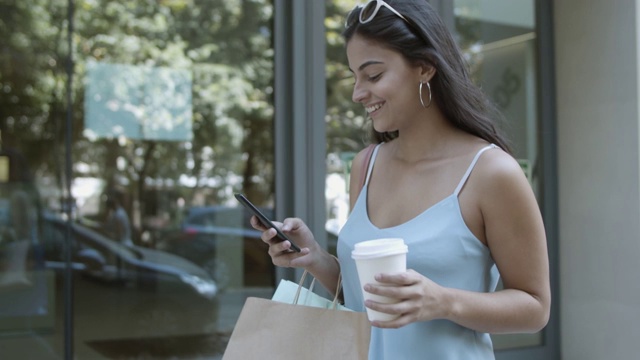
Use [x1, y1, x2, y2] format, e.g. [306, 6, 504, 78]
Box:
[348, 60, 384, 73]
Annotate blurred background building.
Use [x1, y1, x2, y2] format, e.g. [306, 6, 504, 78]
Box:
[0, 0, 637, 359]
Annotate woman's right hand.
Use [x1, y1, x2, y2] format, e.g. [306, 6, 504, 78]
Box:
[250, 216, 320, 269]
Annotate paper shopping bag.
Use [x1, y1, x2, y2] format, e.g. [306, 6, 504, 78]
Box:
[222, 272, 370, 360]
[272, 271, 353, 311]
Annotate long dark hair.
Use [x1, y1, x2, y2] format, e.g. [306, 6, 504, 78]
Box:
[343, 0, 512, 154]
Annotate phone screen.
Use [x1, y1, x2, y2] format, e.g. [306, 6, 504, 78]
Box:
[0, 155, 9, 182]
[234, 193, 301, 252]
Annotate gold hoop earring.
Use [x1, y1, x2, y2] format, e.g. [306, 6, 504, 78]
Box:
[419, 81, 432, 108]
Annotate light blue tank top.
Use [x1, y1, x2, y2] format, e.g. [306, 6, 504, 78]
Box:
[338, 143, 500, 360]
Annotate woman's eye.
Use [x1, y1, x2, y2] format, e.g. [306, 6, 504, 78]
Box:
[368, 73, 382, 82]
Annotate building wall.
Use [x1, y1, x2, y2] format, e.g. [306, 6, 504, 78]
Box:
[554, 0, 640, 359]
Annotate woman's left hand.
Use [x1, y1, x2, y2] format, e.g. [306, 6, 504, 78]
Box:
[363, 269, 449, 328]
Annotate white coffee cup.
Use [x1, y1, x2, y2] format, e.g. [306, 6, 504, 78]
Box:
[351, 238, 408, 322]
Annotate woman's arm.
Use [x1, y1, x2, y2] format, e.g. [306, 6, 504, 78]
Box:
[365, 150, 551, 333]
[251, 216, 342, 296]
[252, 144, 377, 297]
[448, 151, 551, 333]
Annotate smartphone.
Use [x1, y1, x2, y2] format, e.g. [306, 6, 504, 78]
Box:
[0, 155, 9, 182]
[234, 193, 301, 252]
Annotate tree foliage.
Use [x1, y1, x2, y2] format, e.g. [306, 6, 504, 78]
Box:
[0, 0, 367, 234]
[325, 0, 370, 154]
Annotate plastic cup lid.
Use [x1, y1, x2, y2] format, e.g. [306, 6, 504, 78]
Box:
[351, 238, 408, 260]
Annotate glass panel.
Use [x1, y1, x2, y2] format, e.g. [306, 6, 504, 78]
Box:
[0, 0, 66, 357]
[453, 0, 543, 350]
[325, 0, 362, 256]
[0, 0, 275, 358]
[325, 0, 543, 353]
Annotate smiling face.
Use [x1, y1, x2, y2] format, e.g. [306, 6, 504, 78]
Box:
[347, 34, 432, 134]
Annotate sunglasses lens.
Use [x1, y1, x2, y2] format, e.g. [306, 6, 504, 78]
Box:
[359, 1, 379, 23]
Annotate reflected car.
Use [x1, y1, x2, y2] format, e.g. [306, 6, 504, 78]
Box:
[155, 206, 274, 290]
[40, 212, 220, 339]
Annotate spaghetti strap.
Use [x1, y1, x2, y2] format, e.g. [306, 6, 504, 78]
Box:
[453, 144, 498, 196]
[363, 143, 383, 187]
[359, 144, 376, 190]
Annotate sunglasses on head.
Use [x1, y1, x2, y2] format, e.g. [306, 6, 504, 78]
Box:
[346, 0, 409, 28]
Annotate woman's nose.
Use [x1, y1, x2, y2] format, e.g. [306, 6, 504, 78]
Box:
[352, 82, 367, 103]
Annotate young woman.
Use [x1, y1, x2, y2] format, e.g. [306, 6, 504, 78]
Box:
[252, 1, 550, 358]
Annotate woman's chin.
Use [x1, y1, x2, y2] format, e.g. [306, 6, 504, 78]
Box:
[372, 124, 397, 134]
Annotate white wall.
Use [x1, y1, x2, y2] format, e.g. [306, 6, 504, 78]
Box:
[554, 1, 640, 359]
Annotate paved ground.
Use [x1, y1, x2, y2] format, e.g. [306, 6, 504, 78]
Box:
[0, 285, 274, 359]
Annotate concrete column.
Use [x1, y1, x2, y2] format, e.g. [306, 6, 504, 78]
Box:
[554, 0, 640, 359]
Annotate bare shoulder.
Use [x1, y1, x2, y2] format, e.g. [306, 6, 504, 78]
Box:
[473, 147, 529, 193]
[471, 146, 544, 241]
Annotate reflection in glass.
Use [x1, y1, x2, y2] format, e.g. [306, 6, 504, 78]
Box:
[1, 0, 276, 357]
[84, 61, 193, 141]
[454, 0, 543, 351]
[324, 0, 367, 254]
[324, 0, 544, 353]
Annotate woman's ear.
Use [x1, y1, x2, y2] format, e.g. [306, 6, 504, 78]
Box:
[420, 63, 436, 82]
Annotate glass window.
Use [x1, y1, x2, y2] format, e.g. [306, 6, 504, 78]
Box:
[324, 0, 363, 256]
[454, 0, 540, 196]
[1, 0, 276, 358]
[324, 0, 544, 352]
[454, 0, 542, 350]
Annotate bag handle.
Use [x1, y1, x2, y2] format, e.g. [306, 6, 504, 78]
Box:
[294, 270, 343, 310]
